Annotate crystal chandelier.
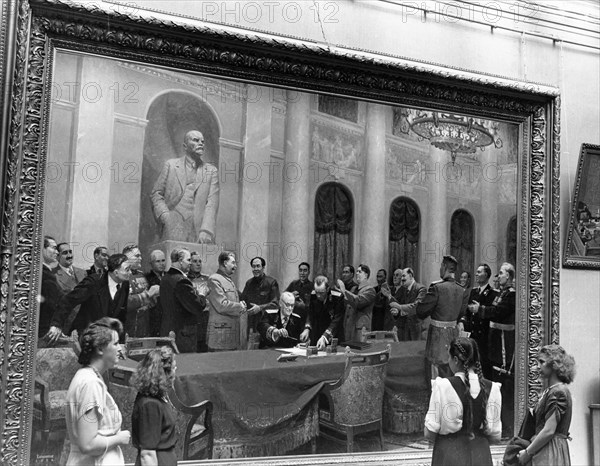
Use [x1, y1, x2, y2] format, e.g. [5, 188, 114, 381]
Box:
[400, 109, 503, 164]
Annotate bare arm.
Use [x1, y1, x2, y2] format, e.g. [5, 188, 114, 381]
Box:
[520, 414, 558, 463]
[75, 408, 130, 456]
[139, 449, 158, 466]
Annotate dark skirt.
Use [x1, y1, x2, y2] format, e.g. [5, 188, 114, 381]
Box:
[432, 431, 492, 466]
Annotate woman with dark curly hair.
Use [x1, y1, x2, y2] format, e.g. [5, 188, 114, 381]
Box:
[130, 346, 178, 466]
[65, 317, 131, 465]
[517, 344, 575, 465]
[425, 337, 502, 466]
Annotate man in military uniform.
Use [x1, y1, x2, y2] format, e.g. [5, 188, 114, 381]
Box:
[123, 245, 159, 337]
[145, 249, 166, 337]
[459, 263, 498, 378]
[258, 292, 305, 348]
[300, 275, 345, 350]
[207, 251, 258, 351]
[469, 261, 516, 437]
[188, 251, 211, 351]
[416, 255, 469, 378]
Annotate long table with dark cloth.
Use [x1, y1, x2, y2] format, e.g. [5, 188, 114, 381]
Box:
[114, 341, 428, 459]
[178, 341, 427, 458]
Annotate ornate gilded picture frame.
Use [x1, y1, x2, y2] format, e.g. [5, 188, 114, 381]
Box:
[0, 1, 560, 465]
[563, 143, 600, 269]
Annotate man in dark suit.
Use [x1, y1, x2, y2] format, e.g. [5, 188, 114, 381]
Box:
[86, 246, 109, 276]
[416, 255, 469, 378]
[241, 256, 280, 337]
[285, 262, 313, 307]
[458, 263, 498, 378]
[385, 267, 427, 341]
[50, 254, 131, 341]
[40, 236, 64, 343]
[159, 248, 206, 353]
[258, 292, 305, 348]
[300, 276, 345, 350]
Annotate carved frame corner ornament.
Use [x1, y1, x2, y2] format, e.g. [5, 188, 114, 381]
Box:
[1, 1, 560, 464]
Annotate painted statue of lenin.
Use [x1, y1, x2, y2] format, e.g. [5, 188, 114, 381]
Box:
[151, 130, 220, 243]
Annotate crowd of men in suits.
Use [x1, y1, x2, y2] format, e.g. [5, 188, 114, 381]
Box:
[39, 235, 515, 435]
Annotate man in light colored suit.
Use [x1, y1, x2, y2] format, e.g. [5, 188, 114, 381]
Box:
[383, 267, 427, 341]
[54, 242, 87, 333]
[337, 264, 376, 341]
[54, 242, 87, 292]
[150, 130, 220, 243]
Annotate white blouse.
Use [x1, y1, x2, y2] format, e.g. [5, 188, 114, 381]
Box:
[424, 371, 502, 439]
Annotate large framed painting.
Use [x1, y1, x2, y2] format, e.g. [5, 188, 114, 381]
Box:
[0, 1, 560, 465]
[563, 143, 600, 268]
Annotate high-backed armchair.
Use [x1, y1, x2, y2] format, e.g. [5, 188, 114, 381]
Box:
[33, 346, 80, 453]
[125, 332, 179, 361]
[318, 345, 391, 452]
[360, 326, 399, 343]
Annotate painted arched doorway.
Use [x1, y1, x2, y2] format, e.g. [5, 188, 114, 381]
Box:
[388, 197, 420, 280]
[450, 209, 475, 280]
[139, 91, 221, 257]
[313, 183, 353, 281]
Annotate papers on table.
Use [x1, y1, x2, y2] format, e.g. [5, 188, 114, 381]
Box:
[274, 346, 344, 358]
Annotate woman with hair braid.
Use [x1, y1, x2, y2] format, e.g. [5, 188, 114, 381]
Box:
[424, 337, 502, 465]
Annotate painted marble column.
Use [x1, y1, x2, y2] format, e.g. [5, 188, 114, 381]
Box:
[480, 148, 499, 275]
[360, 103, 387, 273]
[280, 91, 311, 288]
[238, 85, 273, 283]
[422, 146, 448, 284]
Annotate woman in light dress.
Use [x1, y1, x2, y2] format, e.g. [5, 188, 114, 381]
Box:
[65, 317, 131, 465]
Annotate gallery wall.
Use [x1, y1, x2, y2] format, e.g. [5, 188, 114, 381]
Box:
[127, 1, 600, 463]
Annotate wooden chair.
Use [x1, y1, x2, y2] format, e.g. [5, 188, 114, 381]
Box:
[125, 331, 179, 361]
[33, 346, 80, 454]
[168, 387, 214, 460]
[360, 326, 399, 343]
[107, 365, 214, 461]
[107, 366, 138, 464]
[318, 345, 391, 452]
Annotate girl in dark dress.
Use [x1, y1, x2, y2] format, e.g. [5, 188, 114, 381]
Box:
[425, 337, 502, 466]
[130, 346, 178, 466]
[517, 344, 575, 466]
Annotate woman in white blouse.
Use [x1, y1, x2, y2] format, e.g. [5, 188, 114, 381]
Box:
[424, 337, 502, 466]
[65, 318, 131, 465]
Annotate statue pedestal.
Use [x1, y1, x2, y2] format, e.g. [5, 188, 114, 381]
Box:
[149, 240, 221, 277]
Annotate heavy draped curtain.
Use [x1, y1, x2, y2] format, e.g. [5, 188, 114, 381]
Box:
[388, 198, 420, 279]
[450, 210, 474, 278]
[314, 184, 353, 280]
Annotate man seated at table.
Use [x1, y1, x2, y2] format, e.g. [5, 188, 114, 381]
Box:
[300, 275, 345, 350]
[258, 291, 305, 348]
